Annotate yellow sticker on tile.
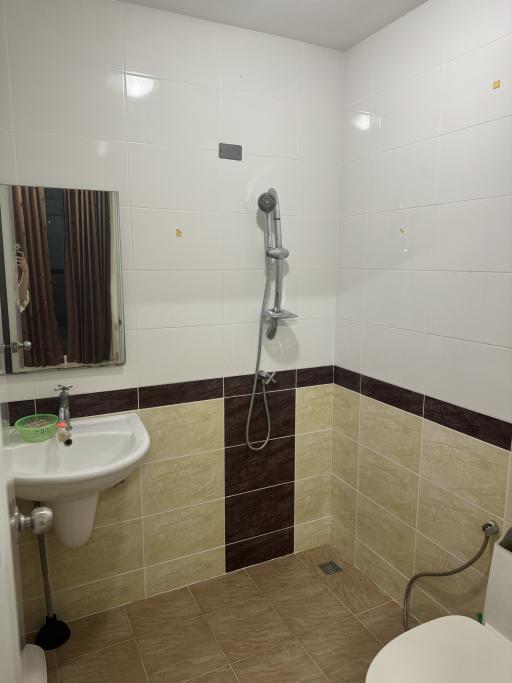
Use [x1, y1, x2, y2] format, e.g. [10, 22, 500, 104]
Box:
[493, 79, 501, 89]
[176, 228, 182, 237]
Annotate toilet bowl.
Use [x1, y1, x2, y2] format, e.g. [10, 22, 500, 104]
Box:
[366, 528, 512, 682]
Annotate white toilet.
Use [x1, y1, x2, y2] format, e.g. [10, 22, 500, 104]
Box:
[366, 528, 512, 682]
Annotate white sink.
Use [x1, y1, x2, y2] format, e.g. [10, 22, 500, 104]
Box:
[10, 413, 150, 547]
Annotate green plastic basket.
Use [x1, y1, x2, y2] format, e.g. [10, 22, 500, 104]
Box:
[15, 414, 59, 443]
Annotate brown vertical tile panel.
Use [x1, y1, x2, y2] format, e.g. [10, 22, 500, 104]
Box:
[361, 375, 424, 416]
[333, 366, 361, 393]
[224, 370, 296, 397]
[8, 399, 36, 425]
[139, 378, 223, 409]
[225, 436, 295, 496]
[296, 365, 333, 387]
[225, 483, 294, 544]
[224, 389, 295, 447]
[36, 388, 138, 418]
[424, 395, 512, 450]
[225, 527, 294, 572]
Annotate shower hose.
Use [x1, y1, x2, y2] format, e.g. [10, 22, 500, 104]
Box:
[402, 520, 499, 631]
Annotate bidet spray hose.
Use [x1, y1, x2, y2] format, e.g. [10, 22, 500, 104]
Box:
[402, 521, 499, 631]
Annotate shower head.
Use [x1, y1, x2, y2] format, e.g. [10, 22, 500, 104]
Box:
[258, 192, 277, 213]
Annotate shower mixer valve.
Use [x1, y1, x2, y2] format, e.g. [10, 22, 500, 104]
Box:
[258, 370, 276, 385]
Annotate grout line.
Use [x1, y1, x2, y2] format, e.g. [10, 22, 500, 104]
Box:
[296, 641, 331, 682]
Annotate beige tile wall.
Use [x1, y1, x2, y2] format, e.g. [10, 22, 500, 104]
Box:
[330, 384, 512, 622]
[19, 387, 335, 631]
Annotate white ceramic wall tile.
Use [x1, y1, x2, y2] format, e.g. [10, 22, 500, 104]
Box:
[338, 215, 366, 269]
[262, 318, 334, 370]
[361, 324, 428, 393]
[134, 270, 224, 329]
[136, 325, 224, 386]
[334, 318, 361, 373]
[336, 270, 364, 322]
[441, 36, 512, 133]
[128, 143, 220, 211]
[221, 90, 300, 159]
[220, 25, 303, 101]
[342, 98, 375, 162]
[373, 66, 442, 152]
[437, 117, 512, 204]
[0, 55, 12, 128]
[341, 158, 371, 216]
[301, 161, 341, 218]
[222, 270, 266, 324]
[122, 270, 136, 330]
[119, 208, 133, 270]
[301, 104, 343, 163]
[6, 0, 124, 70]
[344, 38, 374, 105]
[0, 0, 7, 54]
[301, 43, 345, 108]
[221, 213, 265, 270]
[294, 269, 337, 320]
[362, 270, 430, 333]
[11, 60, 125, 140]
[123, 3, 221, 87]
[15, 132, 129, 204]
[126, 76, 219, 150]
[441, 0, 512, 62]
[424, 334, 512, 423]
[0, 128, 16, 183]
[285, 216, 338, 271]
[221, 322, 259, 376]
[428, 272, 512, 347]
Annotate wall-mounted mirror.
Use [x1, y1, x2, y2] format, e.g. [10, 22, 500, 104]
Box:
[0, 185, 124, 374]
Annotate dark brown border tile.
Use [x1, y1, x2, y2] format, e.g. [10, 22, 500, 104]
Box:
[225, 483, 294, 545]
[8, 399, 36, 426]
[225, 528, 294, 572]
[296, 366, 333, 387]
[225, 437, 295, 496]
[334, 366, 361, 393]
[224, 370, 296, 398]
[36, 388, 138, 419]
[361, 375, 424, 416]
[424, 396, 512, 450]
[224, 389, 296, 448]
[139, 378, 222, 409]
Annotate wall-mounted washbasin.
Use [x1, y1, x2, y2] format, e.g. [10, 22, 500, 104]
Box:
[10, 413, 149, 547]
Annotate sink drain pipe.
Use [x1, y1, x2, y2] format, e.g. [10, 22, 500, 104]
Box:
[34, 503, 71, 649]
[402, 521, 500, 631]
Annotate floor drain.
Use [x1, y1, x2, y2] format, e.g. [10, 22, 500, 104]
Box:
[319, 560, 343, 575]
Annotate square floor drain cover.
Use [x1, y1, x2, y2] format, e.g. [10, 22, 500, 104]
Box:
[319, 560, 343, 575]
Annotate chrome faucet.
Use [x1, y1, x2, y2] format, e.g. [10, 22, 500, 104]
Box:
[54, 384, 73, 444]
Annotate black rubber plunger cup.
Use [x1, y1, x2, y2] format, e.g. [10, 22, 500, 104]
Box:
[34, 515, 70, 649]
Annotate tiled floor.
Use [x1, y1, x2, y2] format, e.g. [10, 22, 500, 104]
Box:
[42, 545, 413, 683]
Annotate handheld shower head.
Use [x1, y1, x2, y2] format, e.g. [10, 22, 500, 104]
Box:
[258, 192, 277, 213]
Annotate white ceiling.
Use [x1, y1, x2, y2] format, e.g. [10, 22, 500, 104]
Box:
[125, 0, 428, 50]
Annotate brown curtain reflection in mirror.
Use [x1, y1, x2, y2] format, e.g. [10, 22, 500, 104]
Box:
[64, 189, 112, 363]
[11, 186, 63, 367]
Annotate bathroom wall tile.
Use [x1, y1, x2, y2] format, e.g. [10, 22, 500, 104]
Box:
[332, 431, 358, 488]
[330, 517, 356, 564]
[225, 483, 294, 544]
[53, 570, 145, 623]
[140, 399, 224, 462]
[410, 587, 450, 624]
[18, 541, 43, 599]
[286, 216, 338, 271]
[420, 420, 509, 516]
[225, 528, 294, 572]
[413, 534, 487, 617]
[361, 375, 424, 417]
[296, 366, 333, 388]
[47, 520, 143, 592]
[331, 475, 357, 534]
[333, 366, 361, 393]
[357, 494, 415, 576]
[301, 103, 344, 163]
[417, 478, 499, 576]
[36, 388, 138, 419]
[225, 436, 295, 496]
[223, 370, 296, 398]
[506, 467, 512, 523]
[423, 396, 512, 451]
[296, 385, 334, 434]
[333, 385, 360, 441]
[145, 547, 225, 597]
[295, 430, 332, 480]
[0, 128, 16, 183]
[142, 449, 224, 516]
[139, 378, 223, 409]
[95, 468, 141, 527]
[143, 499, 224, 566]
[294, 518, 330, 553]
[358, 446, 419, 526]
[225, 390, 295, 447]
[295, 475, 331, 525]
[22, 596, 46, 635]
[359, 396, 422, 472]
[354, 540, 408, 604]
[7, 399, 36, 426]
